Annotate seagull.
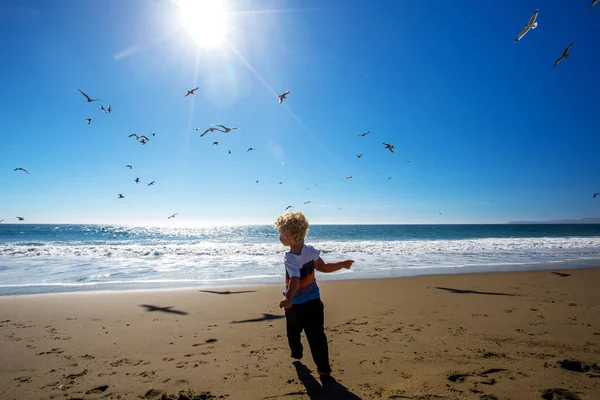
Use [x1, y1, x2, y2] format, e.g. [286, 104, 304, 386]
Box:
[247, 148, 254, 153]
[14, 167, 29, 174]
[405, 159, 413, 163]
[118, 194, 125, 199]
[358, 131, 370, 137]
[129, 134, 139, 140]
[357, 154, 363, 159]
[185, 87, 199, 97]
[337, 208, 342, 211]
[85, 118, 92, 125]
[514, 9, 539, 43]
[278, 90, 291, 104]
[285, 206, 294, 211]
[16, 217, 25, 221]
[591, 0, 598, 8]
[213, 141, 219, 145]
[100, 105, 107, 113]
[107, 104, 112, 114]
[278, 182, 283, 185]
[148, 181, 155, 186]
[200, 127, 221, 137]
[304, 201, 311, 204]
[383, 142, 395, 153]
[168, 213, 178, 219]
[342, 176, 352, 180]
[135, 178, 140, 184]
[228, 150, 231, 154]
[0, 219, 3, 223]
[139, 135, 149, 141]
[126, 165, 132, 169]
[140, 139, 147, 145]
[307, 184, 318, 190]
[387, 177, 392, 181]
[554, 43, 573, 68]
[255, 180, 259, 183]
[214, 124, 239, 133]
[594, 192, 599, 198]
[151, 132, 156, 137]
[78, 88, 100, 102]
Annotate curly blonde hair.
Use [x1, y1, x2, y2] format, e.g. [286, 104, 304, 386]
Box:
[274, 211, 309, 245]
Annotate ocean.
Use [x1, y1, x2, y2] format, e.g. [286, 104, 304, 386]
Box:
[0, 224, 599, 295]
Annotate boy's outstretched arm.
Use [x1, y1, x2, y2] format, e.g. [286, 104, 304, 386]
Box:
[314, 257, 353, 273]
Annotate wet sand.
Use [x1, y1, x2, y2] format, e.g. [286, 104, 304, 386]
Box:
[1, 268, 599, 399]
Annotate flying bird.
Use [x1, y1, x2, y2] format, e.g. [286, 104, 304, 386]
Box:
[255, 180, 259, 183]
[337, 208, 342, 211]
[107, 104, 112, 114]
[151, 132, 156, 137]
[168, 213, 178, 219]
[278, 90, 291, 104]
[246, 148, 254, 153]
[14, 167, 29, 174]
[139, 135, 149, 141]
[214, 125, 239, 133]
[342, 176, 352, 180]
[405, 159, 413, 163]
[383, 142, 395, 153]
[514, 9, 539, 43]
[129, 134, 139, 140]
[148, 181, 155, 186]
[285, 206, 294, 211]
[307, 184, 318, 190]
[228, 150, 231, 154]
[126, 165, 132, 169]
[278, 182, 283, 185]
[594, 192, 599, 198]
[100, 105, 107, 113]
[200, 127, 221, 137]
[591, 0, 599, 8]
[140, 139, 147, 145]
[16, 217, 25, 221]
[387, 177, 392, 181]
[85, 118, 92, 125]
[358, 131, 370, 137]
[118, 194, 125, 199]
[554, 43, 573, 68]
[135, 178, 140, 184]
[304, 201, 311, 204]
[185, 87, 199, 97]
[213, 141, 219, 145]
[0, 219, 3, 223]
[78, 88, 100, 102]
[357, 154, 363, 159]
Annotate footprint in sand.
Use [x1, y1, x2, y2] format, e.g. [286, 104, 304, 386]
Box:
[541, 388, 581, 400]
[144, 389, 163, 399]
[86, 385, 108, 394]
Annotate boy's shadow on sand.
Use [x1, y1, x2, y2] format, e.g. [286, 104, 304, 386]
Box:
[293, 361, 362, 400]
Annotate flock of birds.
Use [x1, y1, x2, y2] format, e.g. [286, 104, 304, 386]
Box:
[5, 3, 600, 224]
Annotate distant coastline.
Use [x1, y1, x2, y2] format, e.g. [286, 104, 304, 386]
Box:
[508, 218, 600, 224]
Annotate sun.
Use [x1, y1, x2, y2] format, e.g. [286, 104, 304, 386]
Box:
[178, 0, 228, 49]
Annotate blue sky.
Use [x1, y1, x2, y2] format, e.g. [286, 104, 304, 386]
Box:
[1, 0, 599, 225]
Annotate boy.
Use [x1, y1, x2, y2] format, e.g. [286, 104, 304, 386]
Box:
[274, 211, 354, 376]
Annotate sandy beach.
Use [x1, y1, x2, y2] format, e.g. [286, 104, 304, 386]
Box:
[1, 268, 600, 399]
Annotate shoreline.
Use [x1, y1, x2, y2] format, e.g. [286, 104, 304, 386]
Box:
[2, 260, 599, 297]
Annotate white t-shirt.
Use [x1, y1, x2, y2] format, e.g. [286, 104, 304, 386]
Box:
[283, 244, 321, 304]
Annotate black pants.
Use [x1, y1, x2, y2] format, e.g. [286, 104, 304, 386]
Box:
[285, 298, 331, 374]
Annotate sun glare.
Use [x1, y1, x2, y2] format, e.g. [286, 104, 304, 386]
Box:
[178, 0, 228, 49]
